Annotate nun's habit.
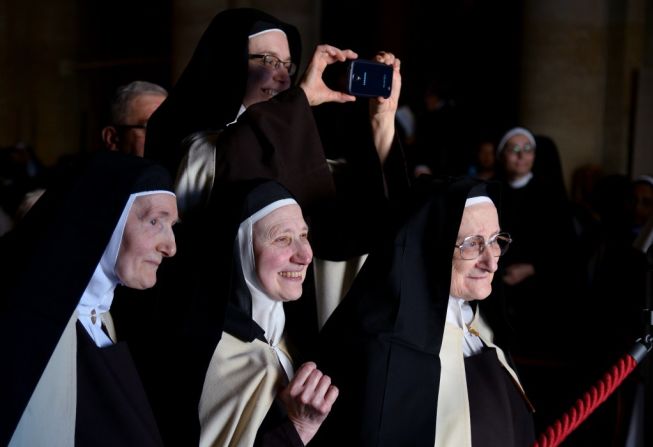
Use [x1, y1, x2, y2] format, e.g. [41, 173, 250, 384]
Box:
[0, 152, 173, 446]
[140, 180, 312, 446]
[144, 9, 300, 174]
[199, 181, 306, 447]
[143, 8, 335, 215]
[313, 177, 535, 447]
[494, 128, 580, 354]
[142, 9, 409, 366]
[145, 7, 408, 227]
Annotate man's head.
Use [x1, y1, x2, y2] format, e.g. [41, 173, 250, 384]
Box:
[242, 29, 294, 108]
[115, 192, 178, 289]
[101, 81, 168, 157]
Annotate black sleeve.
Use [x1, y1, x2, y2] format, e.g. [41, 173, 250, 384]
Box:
[256, 418, 304, 447]
[255, 399, 305, 447]
[309, 101, 411, 260]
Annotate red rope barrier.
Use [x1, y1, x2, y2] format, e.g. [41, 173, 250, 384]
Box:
[533, 354, 637, 447]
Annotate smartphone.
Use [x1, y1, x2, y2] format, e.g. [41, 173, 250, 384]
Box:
[346, 59, 393, 98]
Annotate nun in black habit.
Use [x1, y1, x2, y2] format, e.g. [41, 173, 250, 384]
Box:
[313, 177, 535, 447]
[0, 152, 178, 446]
[144, 7, 408, 236]
[143, 179, 336, 446]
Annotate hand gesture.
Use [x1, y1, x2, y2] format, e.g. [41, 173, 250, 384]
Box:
[299, 45, 358, 106]
[278, 361, 339, 444]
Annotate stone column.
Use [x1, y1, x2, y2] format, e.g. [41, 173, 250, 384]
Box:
[0, 0, 79, 165]
[520, 0, 647, 187]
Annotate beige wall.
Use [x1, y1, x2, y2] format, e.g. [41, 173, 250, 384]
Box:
[0, 0, 319, 166]
[0, 0, 79, 165]
[521, 0, 649, 188]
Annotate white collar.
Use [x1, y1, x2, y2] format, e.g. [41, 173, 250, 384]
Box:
[445, 296, 485, 357]
[226, 105, 247, 127]
[509, 172, 533, 189]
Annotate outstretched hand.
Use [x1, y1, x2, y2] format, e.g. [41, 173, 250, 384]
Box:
[278, 361, 339, 445]
[299, 45, 358, 106]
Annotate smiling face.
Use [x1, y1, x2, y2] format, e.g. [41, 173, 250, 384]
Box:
[115, 193, 178, 289]
[242, 30, 292, 108]
[450, 202, 500, 301]
[252, 204, 312, 301]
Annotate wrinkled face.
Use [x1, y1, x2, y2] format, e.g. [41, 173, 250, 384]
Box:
[502, 133, 535, 180]
[451, 202, 500, 301]
[242, 30, 292, 108]
[118, 93, 166, 157]
[115, 193, 178, 289]
[253, 204, 312, 301]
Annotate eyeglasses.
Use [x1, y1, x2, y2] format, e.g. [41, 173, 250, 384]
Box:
[506, 143, 534, 155]
[249, 53, 297, 76]
[455, 232, 512, 260]
[116, 123, 147, 131]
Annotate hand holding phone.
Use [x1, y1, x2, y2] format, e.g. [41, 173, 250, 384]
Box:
[299, 44, 358, 106]
[346, 59, 393, 99]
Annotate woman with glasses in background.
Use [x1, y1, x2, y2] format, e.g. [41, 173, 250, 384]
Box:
[494, 127, 580, 353]
[313, 177, 535, 447]
[493, 127, 583, 438]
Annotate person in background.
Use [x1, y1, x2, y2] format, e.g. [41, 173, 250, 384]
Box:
[102, 81, 168, 157]
[410, 78, 468, 178]
[632, 175, 653, 236]
[493, 127, 579, 343]
[493, 126, 587, 438]
[467, 137, 496, 180]
[0, 153, 177, 446]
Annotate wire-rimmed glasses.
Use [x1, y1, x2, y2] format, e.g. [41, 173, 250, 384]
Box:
[249, 53, 297, 76]
[455, 232, 512, 260]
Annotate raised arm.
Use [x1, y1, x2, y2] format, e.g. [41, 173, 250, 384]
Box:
[368, 51, 401, 164]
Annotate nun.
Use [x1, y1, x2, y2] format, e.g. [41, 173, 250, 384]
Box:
[313, 177, 535, 446]
[494, 126, 579, 355]
[0, 152, 178, 446]
[145, 8, 406, 242]
[146, 8, 348, 213]
[143, 180, 337, 446]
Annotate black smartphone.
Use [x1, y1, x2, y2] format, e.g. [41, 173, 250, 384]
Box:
[346, 59, 393, 98]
